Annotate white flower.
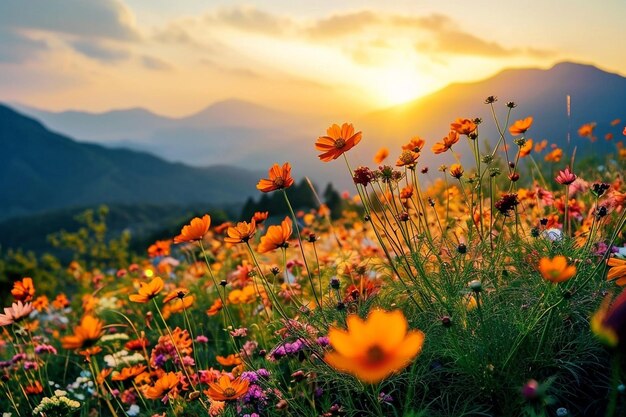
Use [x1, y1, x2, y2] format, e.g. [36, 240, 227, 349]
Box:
[127, 404, 141, 416]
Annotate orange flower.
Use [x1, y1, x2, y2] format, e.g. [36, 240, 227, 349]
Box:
[112, 365, 147, 381]
[163, 288, 190, 304]
[578, 122, 596, 139]
[256, 162, 295, 193]
[25, 381, 43, 395]
[534, 139, 548, 153]
[315, 123, 362, 162]
[431, 131, 459, 154]
[52, 293, 70, 309]
[399, 185, 414, 199]
[373, 147, 389, 164]
[396, 150, 420, 167]
[519, 138, 533, 157]
[538, 256, 576, 283]
[129, 277, 164, 303]
[32, 295, 49, 312]
[252, 211, 269, 224]
[168, 295, 195, 314]
[324, 309, 425, 383]
[449, 164, 464, 179]
[224, 221, 257, 244]
[11, 277, 35, 302]
[144, 372, 180, 401]
[148, 240, 171, 258]
[509, 116, 533, 135]
[450, 118, 477, 135]
[257, 217, 292, 253]
[591, 289, 626, 348]
[216, 354, 242, 367]
[125, 337, 149, 351]
[61, 315, 104, 350]
[607, 257, 626, 286]
[205, 375, 249, 401]
[544, 148, 563, 163]
[402, 136, 425, 153]
[174, 214, 211, 244]
[206, 299, 224, 316]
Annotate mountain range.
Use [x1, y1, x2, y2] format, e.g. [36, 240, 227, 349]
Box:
[13, 62, 626, 180]
[0, 104, 261, 220]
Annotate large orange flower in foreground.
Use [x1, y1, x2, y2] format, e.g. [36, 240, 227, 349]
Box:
[174, 214, 211, 244]
[256, 162, 294, 193]
[205, 375, 249, 401]
[538, 256, 576, 283]
[257, 217, 292, 253]
[61, 315, 104, 350]
[509, 116, 533, 135]
[324, 309, 425, 383]
[315, 123, 362, 162]
[129, 277, 165, 303]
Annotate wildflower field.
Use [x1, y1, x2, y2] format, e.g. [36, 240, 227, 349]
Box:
[2, 102, 626, 417]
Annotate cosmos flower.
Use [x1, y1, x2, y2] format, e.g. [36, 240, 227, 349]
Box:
[174, 215, 211, 244]
[431, 131, 460, 154]
[205, 375, 250, 401]
[257, 217, 292, 253]
[555, 167, 577, 185]
[129, 277, 165, 303]
[61, 315, 104, 350]
[324, 309, 425, 383]
[11, 277, 35, 302]
[591, 289, 626, 348]
[509, 116, 533, 135]
[538, 256, 576, 283]
[0, 301, 34, 326]
[224, 221, 257, 244]
[373, 147, 389, 164]
[256, 162, 294, 193]
[606, 257, 626, 286]
[144, 372, 180, 401]
[315, 123, 362, 162]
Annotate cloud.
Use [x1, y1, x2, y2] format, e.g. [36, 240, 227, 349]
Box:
[140, 55, 173, 71]
[207, 6, 292, 35]
[70, 40, 130, 62]
[431, 30, 518, 57]
[0, 29, 48, 63]
[305, 11, 380, 39]
[0, 0, 140, 40]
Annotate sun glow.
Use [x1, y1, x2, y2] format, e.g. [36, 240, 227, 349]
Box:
[371, 68, 429, 107]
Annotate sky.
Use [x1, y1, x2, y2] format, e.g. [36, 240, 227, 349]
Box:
[1, 0, 624, 117]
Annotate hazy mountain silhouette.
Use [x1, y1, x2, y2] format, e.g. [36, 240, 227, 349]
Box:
[0, 105, 261, 220]
[361, 62, 625, 166]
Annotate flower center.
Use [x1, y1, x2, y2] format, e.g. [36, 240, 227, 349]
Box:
[273, 177, 285, 188]
[366, 345, 385, 364]
[223, 387, 237, 398]
[334, 138, 346, 149]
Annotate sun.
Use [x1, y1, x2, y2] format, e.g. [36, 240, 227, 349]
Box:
[372, 68, 427, 107]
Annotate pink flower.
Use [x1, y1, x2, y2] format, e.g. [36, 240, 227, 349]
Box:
[555, 167, 577, 185]
[0, 301, 34, 326]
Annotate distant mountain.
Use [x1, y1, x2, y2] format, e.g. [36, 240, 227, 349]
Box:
[361, 62, 626, 165]
[0, 105, 261, 220]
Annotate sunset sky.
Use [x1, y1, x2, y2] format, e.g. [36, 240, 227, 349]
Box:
[1, 0, 624, 117]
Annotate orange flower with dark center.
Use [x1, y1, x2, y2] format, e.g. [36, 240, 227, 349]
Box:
[144, 372, 180, 401]
[162, 288, 190, 304]
[396, 150, 420, 167]
[431, 131, 460, 154]
[257, 217, 292, 253]
[315, 123, 362, 162]
[11, 277, 35, 302]
[607, 257, 626, 286]
[252, 211, 269, 224]
[509, 116, 533, 135]
[148, 240, 171, 258]
[449, 164, 464, 179]
[112, 365, 147, 381]
[256, 162, 295, 193]
[224, 221, 257, 244]
[174, 214, 211, 244]
[538, 256, 576, 283]
[129, 277, 164, 303]
[205, 375, 249, 401]
[324, 309, 425, 383]
[168, 295, 195, 314]
[402, 136, 426, 153]
[61, 315, 104, 350]
[450, 118, 477, 135]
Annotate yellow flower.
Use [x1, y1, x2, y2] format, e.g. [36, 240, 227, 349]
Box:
[324, 309, 424, 383]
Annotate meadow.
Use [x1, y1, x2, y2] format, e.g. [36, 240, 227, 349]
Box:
[1, 99, 626, 417]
